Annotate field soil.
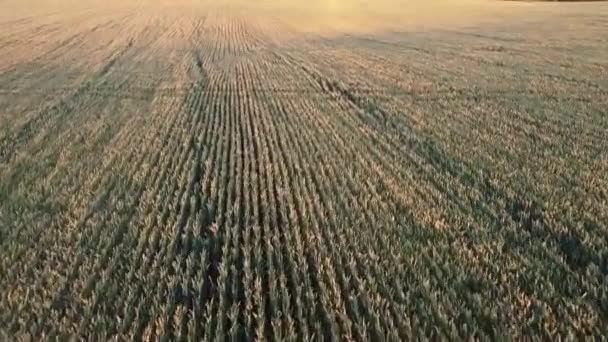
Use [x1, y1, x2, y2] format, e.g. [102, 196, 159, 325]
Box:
[1, 0, 607, 339]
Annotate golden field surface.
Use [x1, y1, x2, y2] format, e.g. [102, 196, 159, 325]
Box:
[1, 0, 607, 339]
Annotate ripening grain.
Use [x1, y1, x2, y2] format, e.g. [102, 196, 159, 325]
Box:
[1, 0, 607, 339]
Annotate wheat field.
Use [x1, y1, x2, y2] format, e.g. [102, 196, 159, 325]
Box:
[1, 0, 607, 339]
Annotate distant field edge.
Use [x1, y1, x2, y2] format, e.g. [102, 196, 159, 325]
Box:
[504, 0, 608, 2]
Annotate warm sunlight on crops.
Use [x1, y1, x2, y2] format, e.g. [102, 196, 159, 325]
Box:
[1, 0, 607, 339]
